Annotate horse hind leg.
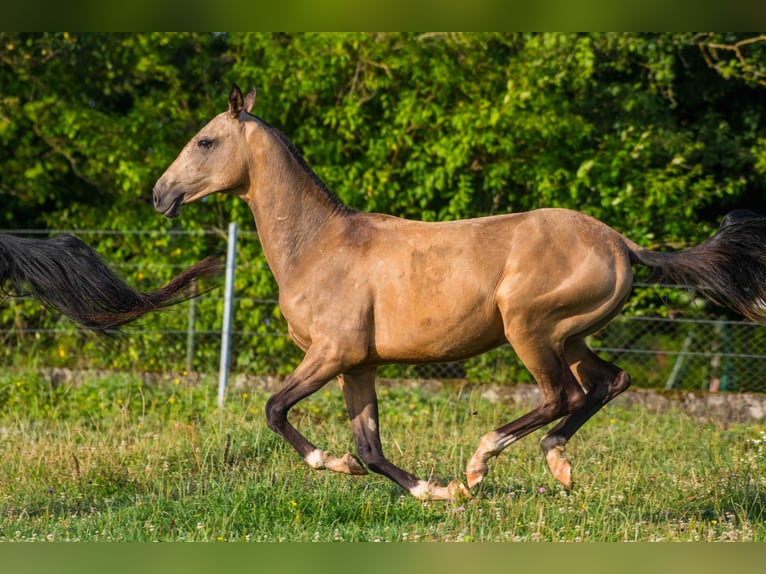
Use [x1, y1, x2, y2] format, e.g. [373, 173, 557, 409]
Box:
[465, 330, 587, 490]
[340, 366, 470, 501]
[539, 338, 631, 488]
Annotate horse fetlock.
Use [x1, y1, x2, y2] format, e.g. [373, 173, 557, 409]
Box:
[305, 449, 329, 470]
[465, 432, 501, 488]
[465, 454, 491, 489]
[540, 434, 568, 453]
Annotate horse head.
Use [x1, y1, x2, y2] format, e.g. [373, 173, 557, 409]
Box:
[153, 84, 257, 218]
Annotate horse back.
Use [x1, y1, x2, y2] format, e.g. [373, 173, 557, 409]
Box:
[314, 208, 634, 363]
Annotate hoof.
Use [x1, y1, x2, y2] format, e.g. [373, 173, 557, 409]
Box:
[545, 446, 573, 489]
[447, 481, 473, 500]
[324, 452, 369, 475]
[341, 453, 368, 475]
[411, 480, 472, 501]
[466, 465, 487, 490]
[466, 433, 498, 489]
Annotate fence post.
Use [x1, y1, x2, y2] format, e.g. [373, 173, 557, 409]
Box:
[665, 328, 694, 389]
[218, 222, 238, 408]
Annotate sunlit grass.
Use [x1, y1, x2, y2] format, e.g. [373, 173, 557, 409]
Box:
[1, 370, 764, 541]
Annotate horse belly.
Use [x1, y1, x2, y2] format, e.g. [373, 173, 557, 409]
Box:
[371, 291, 505, 363]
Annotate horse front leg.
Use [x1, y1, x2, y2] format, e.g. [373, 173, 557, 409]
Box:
[264, 347, 367, 476]
[340, 366, 470, 501]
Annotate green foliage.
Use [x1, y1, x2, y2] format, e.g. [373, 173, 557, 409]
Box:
[5, 32, 765, 234]
[3, 33, 766, 376]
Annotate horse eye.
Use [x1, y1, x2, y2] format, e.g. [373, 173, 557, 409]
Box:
[197, 138, 214, 149]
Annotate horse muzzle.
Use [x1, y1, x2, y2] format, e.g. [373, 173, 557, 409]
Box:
[153, 186, 184, 218]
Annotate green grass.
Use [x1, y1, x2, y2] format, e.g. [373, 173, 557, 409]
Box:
[1, 370, 765, 542]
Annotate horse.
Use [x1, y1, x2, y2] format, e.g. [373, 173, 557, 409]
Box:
[1, 232, 221, 332]
[153, 84, 766, 500]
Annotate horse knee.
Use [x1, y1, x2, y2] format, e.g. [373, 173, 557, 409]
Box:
[265, 396, 286, 433]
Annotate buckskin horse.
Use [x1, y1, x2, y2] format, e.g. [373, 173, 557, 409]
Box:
[1, 233, 221, 331]
[153, 84, 766, 500]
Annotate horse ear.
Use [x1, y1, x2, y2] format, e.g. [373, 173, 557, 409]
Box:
[243, 87, 257, 113]
[228, 84, 244, 116]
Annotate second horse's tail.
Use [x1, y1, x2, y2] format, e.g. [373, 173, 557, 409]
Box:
[629, 210, 766, 322]
[0, 233, 222, 331]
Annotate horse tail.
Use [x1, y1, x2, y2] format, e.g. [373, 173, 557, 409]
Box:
[0, 233, 222, 331]
[628, 210, 766, 322]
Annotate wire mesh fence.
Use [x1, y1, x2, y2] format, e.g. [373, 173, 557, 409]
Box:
[593, 315, 766, 393]
[416, 314, 766, 393]
[3, 228, 766, 394]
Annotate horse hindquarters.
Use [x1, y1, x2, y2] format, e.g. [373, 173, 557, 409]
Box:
[465, 227, 636, 490]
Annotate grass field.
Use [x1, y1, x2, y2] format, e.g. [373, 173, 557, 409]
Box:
[1, 369, 765, 542]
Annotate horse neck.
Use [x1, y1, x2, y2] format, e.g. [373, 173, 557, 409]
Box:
[244, 123, 348, 283]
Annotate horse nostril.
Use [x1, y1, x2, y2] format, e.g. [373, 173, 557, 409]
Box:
[153, 189, 160, 208]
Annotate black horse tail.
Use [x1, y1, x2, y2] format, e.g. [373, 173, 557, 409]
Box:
[629, 210, 766, 322]
[0, 233, 222, 332]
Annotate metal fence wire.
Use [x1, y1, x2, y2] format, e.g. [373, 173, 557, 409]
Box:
[417, 314, 766, 393]
[3, 228, 766, 394]
[593, 315, 766, 392]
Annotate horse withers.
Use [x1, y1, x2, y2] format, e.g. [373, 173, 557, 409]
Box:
[153, 84, 766, 500]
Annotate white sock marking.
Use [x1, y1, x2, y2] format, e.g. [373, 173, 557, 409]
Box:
[305, 449, 327, 469]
